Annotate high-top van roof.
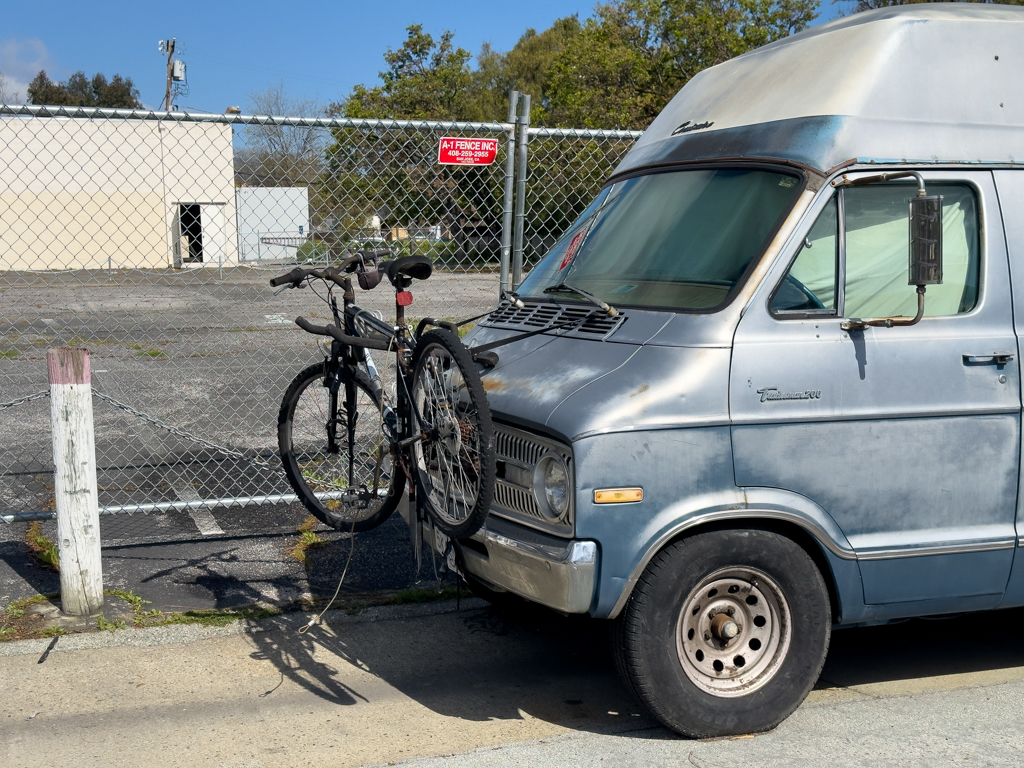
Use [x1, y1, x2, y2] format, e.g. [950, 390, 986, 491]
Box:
[617, 4, 1024, 176]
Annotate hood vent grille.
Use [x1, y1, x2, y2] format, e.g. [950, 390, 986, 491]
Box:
[482, 300, 625, 338]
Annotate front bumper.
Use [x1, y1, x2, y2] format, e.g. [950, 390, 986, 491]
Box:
[460, 516, 598, 614]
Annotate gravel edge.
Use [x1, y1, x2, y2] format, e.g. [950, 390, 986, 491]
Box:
[0, 596, 489, 657]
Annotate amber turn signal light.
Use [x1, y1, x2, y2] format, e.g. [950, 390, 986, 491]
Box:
[594, 487, 643, 504]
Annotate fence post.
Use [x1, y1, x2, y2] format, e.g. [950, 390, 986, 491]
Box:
[511, 94, 531, 289]
[499, 90, 520, 297]
[47, 348, 104, 616]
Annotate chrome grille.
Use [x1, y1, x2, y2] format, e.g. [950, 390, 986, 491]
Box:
[482, 300, 625, 338]
[494, 428, 545, 467]
[490, 423, 574, 538]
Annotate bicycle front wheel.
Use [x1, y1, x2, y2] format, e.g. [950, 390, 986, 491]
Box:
[279, 363, 400, 531]
[411, 330, 495, 539]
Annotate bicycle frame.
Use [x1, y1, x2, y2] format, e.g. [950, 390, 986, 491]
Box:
[319, 270, 422, 503]
[274, 254, 495, 546]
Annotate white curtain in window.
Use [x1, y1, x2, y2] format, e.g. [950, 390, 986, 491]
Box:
[844, 186, 977, 318]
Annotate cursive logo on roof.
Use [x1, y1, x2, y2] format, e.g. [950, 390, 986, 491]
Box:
[672, 120, 714, 136]
[757, 387, 822, 403]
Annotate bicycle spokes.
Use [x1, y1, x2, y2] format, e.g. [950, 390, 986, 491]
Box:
[417, 349, 483, 523]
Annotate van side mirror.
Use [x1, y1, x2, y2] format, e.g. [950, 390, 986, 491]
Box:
[836, 171, 943, 332]
[909, 195, 943, 287]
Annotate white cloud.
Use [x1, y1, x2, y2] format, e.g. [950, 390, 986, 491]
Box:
[0, 38, 55, 104]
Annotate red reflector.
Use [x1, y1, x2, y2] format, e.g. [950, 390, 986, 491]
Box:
[396, 291, 414, 306]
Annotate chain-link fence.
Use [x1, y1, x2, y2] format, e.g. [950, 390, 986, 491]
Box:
[519, 125, 644, 276]
[0, 98, 639, 544]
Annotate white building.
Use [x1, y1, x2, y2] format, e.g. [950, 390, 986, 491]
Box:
[0, 116, 238, 270]
[235, 186, 310, 262]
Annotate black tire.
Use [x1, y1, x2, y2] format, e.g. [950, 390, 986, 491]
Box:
[612, 529, 831, 738]
[278, 362, 401, 532]
[410, 329, 495, 539]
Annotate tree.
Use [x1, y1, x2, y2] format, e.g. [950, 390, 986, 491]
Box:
[236, 82, 326, 187]
[0, 71, 21, 105]
[546, 0, 819, 129]
[334, 25, 475, 120]
[474, 17, 582, 122]
[322, 25, 502, 260]
[27, 70, 142, 108]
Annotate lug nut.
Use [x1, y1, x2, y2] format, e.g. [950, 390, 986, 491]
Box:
[710, 612, 739, 641]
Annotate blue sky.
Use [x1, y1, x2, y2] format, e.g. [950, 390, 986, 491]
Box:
[0, 0, 842, 114]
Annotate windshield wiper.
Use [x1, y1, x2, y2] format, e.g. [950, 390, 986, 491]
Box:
[543, 283, 619, 317]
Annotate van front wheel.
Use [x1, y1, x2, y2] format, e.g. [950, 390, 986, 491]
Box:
[612, 529, 831, 738]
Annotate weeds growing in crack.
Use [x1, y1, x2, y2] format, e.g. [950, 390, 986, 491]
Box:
[26, 521, 59, 571]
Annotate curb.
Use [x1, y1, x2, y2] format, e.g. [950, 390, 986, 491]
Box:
[0, 596, 489, 658]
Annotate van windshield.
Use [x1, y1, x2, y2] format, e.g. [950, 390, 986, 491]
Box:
[516, 168, 802, 311]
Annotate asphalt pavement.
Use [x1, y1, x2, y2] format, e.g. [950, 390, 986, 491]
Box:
[0, 495, 455, 617]
[3, 597, 1024, 767]
[1, 268, 499, 518]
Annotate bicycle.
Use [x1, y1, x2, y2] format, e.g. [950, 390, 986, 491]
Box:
[270, 251, 496, 541]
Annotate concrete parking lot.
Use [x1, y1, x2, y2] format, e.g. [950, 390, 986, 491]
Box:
[2, 598, 1024, 767]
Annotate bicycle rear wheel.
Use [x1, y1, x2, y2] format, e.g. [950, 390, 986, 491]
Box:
[279, 362, 400, 531]
[411, 329, 495, 539]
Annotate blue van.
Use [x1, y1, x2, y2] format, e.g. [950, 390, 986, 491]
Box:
[455, 4, 1024, 737]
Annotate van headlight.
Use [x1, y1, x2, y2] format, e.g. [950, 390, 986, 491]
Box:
[534, 454, 570, 522]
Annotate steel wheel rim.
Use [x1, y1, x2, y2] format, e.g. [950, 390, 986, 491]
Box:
[675, 567, 792, 697]
[413, 344, 482, 526]
[291, 373, 391, 518]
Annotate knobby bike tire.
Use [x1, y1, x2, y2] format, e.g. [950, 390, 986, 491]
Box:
[278, 362, 401, 532]
[410, 329, 495, 539]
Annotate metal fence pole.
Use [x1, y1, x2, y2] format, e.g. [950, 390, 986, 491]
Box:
[511, 94, 531, 289]
[499, 91, 520, 297]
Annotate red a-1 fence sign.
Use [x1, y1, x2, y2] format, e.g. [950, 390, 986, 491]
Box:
[437, 137, 500, 166]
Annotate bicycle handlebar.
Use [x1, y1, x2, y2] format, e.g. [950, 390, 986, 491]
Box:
[294, 316, 330, 335]
[325, 324, 392, 351]
[293, 315, 393, 351]
[269, 250, 391, 288]
[269, 265, 349, 289]
[269, 267, 306, 288]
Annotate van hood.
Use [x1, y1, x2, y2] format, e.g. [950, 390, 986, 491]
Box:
[466, 310, 733, 441]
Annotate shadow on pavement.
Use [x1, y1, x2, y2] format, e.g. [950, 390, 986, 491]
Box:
[242, 598, 661, 736]
[246, 620, 371, 707]
[102, 538, 307, 611]
[819, 607, 1024, 689]
[0, 540, 59, 600]
[240, 597, 1024, 739]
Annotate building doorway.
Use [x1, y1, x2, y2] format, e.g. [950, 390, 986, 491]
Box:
[178, 204, 203, 263]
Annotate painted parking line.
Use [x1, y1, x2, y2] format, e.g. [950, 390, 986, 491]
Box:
[170, 480, 225, 535]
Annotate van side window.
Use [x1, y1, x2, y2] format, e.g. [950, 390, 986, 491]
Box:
[772, 183, 980, 319]
[770, 197, 838, 314]
[844, 184, 979, 318]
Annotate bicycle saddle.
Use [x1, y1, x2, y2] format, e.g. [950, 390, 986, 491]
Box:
[382, 255, 433, 284]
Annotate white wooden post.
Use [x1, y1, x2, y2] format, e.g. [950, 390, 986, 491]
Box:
[48, 348, 104, 615]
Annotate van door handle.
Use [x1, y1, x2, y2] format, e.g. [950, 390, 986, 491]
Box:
[963, 352, 1015, 365]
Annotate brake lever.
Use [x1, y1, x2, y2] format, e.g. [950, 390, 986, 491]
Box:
[272, 281, 306, 297]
